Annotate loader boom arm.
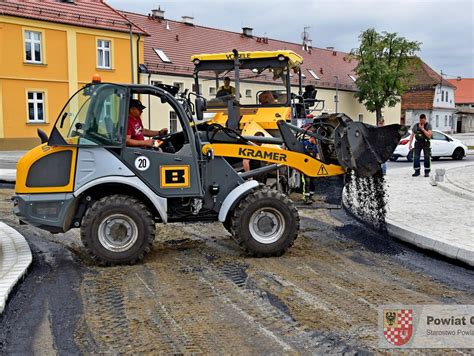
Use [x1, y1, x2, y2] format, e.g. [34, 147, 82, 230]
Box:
[202, 143, 345, 178]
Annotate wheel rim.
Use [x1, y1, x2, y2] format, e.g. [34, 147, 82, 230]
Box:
[98, 214, 138, 252]
[249, 207, 285, 244]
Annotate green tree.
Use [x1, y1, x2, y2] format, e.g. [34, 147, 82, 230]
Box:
[348, 28, 421, 122]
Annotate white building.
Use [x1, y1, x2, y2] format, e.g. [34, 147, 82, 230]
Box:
[402, 62, 457, 132]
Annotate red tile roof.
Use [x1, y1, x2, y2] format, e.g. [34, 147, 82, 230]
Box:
[405, 59, 455, 89]
[119, 11, 358, 91]
[401, 89, 435, 110]
[0, 0, 147, 35]
[447, 78, 474, 104]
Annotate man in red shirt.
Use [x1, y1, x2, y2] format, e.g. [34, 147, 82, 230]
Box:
[126, 99, 168, 148]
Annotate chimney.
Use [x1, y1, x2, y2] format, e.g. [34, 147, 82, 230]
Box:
[182, 15, 194, 26]
[152, 6, 165, 20]
[301, 27, 312, 52]
[242, 27, 253, 37]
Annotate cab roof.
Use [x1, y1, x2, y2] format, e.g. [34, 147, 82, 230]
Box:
[191, 50, 303, 69]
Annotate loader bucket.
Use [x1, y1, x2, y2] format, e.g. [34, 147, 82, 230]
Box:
[335, 122, 404, 177]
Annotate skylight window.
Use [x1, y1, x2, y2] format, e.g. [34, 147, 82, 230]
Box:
[307, 69, 319, 80]
[154, 48, 172, 63]
[349, 74, 357, 82]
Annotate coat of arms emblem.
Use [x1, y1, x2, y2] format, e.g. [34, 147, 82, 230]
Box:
[383, 309, 413, 346]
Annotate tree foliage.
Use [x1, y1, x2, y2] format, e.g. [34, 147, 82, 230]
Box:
[349, 28, 421, 121]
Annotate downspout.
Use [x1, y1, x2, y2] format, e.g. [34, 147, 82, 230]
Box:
[136, 33, 141, 84]
[148, 72, 151, 128]
[129, 24, 135, 84]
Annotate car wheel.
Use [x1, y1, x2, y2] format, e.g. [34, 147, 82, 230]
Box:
[230, 188, 299, 257]
[432, 157, 440, 161]
[407, 150, 413, 162]
[81, 194, 156, 265]
[452, 147, 465, 160]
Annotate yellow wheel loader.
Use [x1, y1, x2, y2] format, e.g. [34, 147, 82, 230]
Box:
[13, 50, 402, 265]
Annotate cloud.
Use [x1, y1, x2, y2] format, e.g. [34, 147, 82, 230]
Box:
[109, 0, 474, 77]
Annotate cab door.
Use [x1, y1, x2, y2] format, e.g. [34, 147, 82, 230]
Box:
[121, 88, 203, 198]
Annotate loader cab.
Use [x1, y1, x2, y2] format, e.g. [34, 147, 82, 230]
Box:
[191, 50, 305, 135]
[49, 82, 204, 198]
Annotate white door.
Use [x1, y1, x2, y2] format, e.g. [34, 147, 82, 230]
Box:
[431, 131, 449, 156]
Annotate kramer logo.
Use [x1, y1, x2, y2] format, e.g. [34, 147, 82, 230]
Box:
[383, 309, 413, 346]
[238, 147, 287, 162]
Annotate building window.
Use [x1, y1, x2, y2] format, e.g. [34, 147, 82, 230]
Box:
[173, 82, 184, 92]
[153, 48, 172, 63]
[151, 80, 163, 86]
[445, 91, 448, 102]
[358, 114, 363, 122]
[245, 89, 252, 98]
[441, 90, 445, 102]
[435, 115, 439, 127]
[307, 69, 320, 80]
[25, 30, 42, 63]
[169, 111, 178, 133]
[445, 115, 448, 126]
[27, 91, 45, 122]
[97, 39, 111, 69]
[209, 87, 216, 96]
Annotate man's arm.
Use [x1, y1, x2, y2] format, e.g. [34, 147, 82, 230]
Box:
[408, 131, 415, 150]
[420, 125, 432, 139]
[126, 135, 154, 147]
[243, 159, 250, 172]
[143, 128, 168, 137]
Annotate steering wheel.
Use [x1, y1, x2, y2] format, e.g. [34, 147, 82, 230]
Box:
[152, 133, 176, 153]
[152, 133, 173, 141]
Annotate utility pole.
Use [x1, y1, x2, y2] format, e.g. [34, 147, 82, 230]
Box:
[333, 76, 339, 113]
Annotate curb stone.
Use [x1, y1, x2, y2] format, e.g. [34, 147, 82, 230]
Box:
[0, 222, 32, 314]
[342, 194, 474, 268]
[385, 218, 473, 267]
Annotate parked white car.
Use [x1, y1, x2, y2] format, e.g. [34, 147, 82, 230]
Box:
[391, 130, 468, 162]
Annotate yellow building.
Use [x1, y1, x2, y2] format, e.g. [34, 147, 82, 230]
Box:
[0, 0, 147, 150]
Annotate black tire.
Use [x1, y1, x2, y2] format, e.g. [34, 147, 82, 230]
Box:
[452, 147, 465, 160]
[389, 156, 398, 162]
[229, 188, 299, 257]
[81, 195, 155, 265]
[432, 156, 440, 161]
[407, 150, 414, 162]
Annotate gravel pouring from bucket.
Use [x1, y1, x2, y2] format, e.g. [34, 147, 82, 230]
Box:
[335, 121, 404, 177]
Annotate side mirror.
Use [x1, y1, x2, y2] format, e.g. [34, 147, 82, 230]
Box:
[195, 97, 207, 121]
[37, 129, 48, 144]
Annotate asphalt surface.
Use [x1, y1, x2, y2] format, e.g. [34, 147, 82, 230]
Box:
[0, 184, 472, 354]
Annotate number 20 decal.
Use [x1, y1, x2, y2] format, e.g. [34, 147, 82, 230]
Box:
[134, 156, 150, 171]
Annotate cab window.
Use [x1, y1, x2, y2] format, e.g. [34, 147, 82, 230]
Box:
[53, 84, 126, 146]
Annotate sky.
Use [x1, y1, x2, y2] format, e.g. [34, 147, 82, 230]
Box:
[108, 0, 474, 78]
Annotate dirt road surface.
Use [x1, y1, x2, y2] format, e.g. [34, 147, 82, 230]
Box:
[0, 187, 472, 354]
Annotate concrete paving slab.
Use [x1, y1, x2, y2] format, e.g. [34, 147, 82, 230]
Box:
[0, 169, 16, 183]
[383, 162, 474, 266]
[0, 222, 32, 314]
